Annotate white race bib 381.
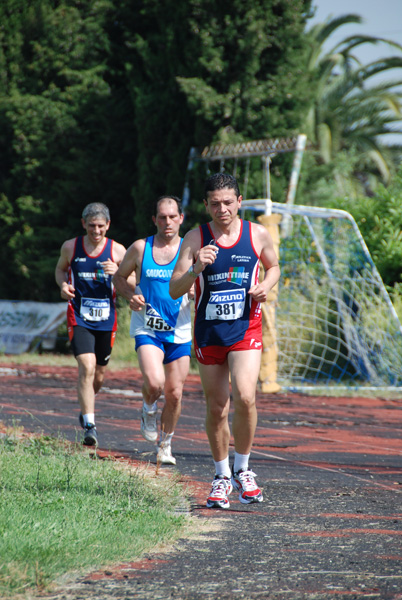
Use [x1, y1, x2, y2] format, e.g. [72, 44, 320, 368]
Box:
[205, 289, 246, 321]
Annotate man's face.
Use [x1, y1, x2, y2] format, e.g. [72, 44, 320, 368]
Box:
[82, 217, 110, 245]
[204, 187, 242, 225]
[153, 199, 184, 239]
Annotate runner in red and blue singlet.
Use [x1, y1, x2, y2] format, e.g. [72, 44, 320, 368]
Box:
[67, 235, 117, 334]
[170, 173, 280, 510]
[55, 203, 127, 447]
[194, 220, 263, 364]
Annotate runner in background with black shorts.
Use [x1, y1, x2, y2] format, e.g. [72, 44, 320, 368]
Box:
[55, 202, 127, 446]
[170, 173, 280, 509]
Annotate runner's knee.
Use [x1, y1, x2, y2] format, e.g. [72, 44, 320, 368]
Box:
[78, 360, 96, 380]
[144, 379, 163, 398]
[233, 393, 256, 413]
[164, 382, 184, 405]
[207, 399, 230, 422]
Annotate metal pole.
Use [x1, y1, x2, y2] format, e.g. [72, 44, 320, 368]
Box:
[182, 147, 197, 210]
[262, 156, 272, 215]
[281, 134, 307, 237]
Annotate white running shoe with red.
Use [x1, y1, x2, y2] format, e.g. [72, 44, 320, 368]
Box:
[231, 468, 263, 504]
[206, 476, 233, 509]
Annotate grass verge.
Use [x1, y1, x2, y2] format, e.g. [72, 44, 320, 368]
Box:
[0, 428, 190, 598]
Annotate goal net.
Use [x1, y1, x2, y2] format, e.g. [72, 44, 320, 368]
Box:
[184, 136, 402, 390]
[264, 201, 402, 388]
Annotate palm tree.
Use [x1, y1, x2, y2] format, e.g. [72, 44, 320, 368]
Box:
[305, 14, 402, 190]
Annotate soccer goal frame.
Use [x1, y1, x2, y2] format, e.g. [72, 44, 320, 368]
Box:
[245, 200, 402, 389]
[183, 135, 402, 391]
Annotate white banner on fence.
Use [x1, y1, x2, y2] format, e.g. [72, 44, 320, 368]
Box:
[0, 301, 67, 354]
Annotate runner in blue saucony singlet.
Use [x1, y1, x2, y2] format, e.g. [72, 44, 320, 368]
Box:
[130, 235, 191, 352]
[113, 196, 192, 466]
[55, 202, 127, 447]
[170, 173, 280, 510]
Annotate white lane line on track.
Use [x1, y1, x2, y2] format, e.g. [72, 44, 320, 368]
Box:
[178, 414, 400, 456]
[102, 387, 144, 398]
[2, 385, 401, 492]
[251, 447, 402, 494]
[256, 425, 402, 455]
[3, 388, 399, 456]
[101, 389, 401, 454]
[4, 397, 400, 492]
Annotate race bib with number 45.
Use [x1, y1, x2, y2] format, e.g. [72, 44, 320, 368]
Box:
[144, 304, 173, 331]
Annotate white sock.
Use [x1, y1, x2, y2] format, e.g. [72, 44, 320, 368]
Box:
[143, 400, 157, 413]
[233, 452, 250, 474]
[214, 457, 231, 479]
[83, 413, 95, 426]
[159, 432, 174, 446]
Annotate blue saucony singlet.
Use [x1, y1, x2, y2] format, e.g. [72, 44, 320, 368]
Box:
[67, 236, 117, 331]
[130, 236, 191, 344]
[194, 221, 261, 347]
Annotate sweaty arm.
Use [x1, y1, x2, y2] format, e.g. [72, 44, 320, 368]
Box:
[169, 229, 218, 299]
[112, 240, 144, 311]
[248, 224, 280, 303]
[55, 239, 75, 300]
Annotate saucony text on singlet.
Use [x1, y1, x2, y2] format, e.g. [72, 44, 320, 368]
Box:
[130, 236, 191, 344]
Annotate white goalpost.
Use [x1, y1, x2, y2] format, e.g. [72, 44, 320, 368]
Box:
[246, 200, 402, 388]
[183, 136, 402, 391]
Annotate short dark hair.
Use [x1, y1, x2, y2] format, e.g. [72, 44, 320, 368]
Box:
[153, 195, 183, 216]
[204, 173, 240, 198]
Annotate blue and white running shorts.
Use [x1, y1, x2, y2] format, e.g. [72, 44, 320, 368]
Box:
[135, 335, 192, 365]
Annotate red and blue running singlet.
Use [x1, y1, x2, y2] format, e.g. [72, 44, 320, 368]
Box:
[194, 221, 261, 348]
[67, 237, 117, 332]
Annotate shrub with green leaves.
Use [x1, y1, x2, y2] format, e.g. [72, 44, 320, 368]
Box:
[325, 166, 402, 288]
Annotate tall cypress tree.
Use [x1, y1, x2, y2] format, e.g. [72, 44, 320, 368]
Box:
[0, 0, 135, 300]
[116, 0, 313, 233]
[0, 0, 313, 300]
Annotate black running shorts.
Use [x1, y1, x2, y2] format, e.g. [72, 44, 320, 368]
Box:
[70, 326, 115, 366]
